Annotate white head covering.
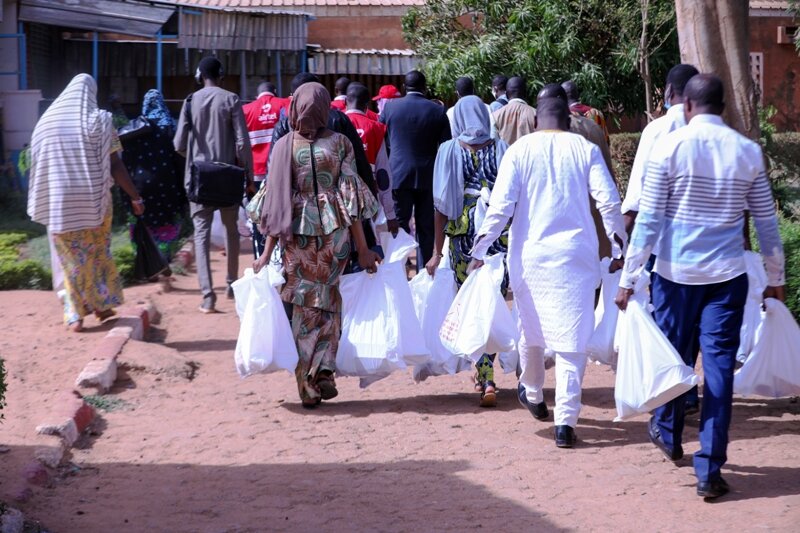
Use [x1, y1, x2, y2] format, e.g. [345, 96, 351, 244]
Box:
[27, 74, 115, 233]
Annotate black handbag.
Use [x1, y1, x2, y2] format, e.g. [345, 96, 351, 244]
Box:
[132, 218, 169, 280]
[185, 94, 246, 207]
[118, 116, 152, 143]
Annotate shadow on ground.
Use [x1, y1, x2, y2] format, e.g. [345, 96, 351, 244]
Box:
[0, 448, 565, 533]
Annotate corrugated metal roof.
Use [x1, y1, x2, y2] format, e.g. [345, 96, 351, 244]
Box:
[168, 0, 422, 7]
[309, 48, 418, 76]
[178, 9, 308, 51]
[19, 0, 175, 37]
[749, 1, 790, 9]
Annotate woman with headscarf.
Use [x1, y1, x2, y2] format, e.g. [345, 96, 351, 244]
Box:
[253, 82, 381, 408]
[28, 74, 145, 332]
[427, 95, 510, 407]
[121, 89, 187, 262]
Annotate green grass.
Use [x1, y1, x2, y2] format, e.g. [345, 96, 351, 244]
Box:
[83, 394, 129, 412]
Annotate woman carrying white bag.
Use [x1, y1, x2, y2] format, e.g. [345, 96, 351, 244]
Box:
[253, 83, 381, 409]
[427, 95, 511, 407]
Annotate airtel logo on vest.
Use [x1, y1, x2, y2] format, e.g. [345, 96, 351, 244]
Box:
[258, 103, 278, 124]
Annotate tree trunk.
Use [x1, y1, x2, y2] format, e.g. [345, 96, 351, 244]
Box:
[640, 0, 655, 121]
[675, 0, 759, 139]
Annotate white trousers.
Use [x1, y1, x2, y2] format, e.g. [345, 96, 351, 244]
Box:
[518, 335, 588, 428]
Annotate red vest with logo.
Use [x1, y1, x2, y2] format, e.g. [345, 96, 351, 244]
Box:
[346, 111, 386, 165]
[243, 93, 289, 176]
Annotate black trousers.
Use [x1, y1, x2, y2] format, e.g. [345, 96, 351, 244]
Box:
[393, 188, 434, 267]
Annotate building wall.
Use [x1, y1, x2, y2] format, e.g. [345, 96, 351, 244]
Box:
[751, 15, 800, 131]
[308, 15, 409, 50]
[0, 0, 20, 94]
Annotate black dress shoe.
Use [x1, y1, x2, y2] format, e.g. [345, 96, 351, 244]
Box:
[648, 416, 683, 461]
[554, 425, 577, 448]
[697, 477, 729, 500]
[517, 383, 549, 420]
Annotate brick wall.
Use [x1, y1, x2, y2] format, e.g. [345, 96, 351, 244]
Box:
[751, 15, 800, 131]
[309, 16, 409, 50]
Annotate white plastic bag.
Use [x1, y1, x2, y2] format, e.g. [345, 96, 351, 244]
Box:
[440, 253, 518, 362]
[613, 276, 698, 421]
[497, 301, 520, 374]
[409, 243, 474, 382]
[734, 298, 800, 398]
[232, 267, 299, 377]
[336, 230, 430, 384]
[587, 258, 621, 366]
[737, 251, 769, 363]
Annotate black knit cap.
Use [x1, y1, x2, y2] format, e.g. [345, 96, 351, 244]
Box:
[198, 56, 223, 80]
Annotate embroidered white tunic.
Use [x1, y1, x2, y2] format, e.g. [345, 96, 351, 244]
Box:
[472, 131, 626, 353]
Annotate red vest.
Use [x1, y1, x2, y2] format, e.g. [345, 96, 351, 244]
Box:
[331, 97, 347, 111]
[346, 111, 386, 165]
[243, 93, 289, 176]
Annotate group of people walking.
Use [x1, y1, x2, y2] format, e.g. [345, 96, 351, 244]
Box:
[25, 56, 786, 501]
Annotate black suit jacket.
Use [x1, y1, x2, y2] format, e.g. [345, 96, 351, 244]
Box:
[380, 93, 451, 190]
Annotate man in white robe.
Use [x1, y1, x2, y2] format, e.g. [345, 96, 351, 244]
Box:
[470, 97, 627, 448]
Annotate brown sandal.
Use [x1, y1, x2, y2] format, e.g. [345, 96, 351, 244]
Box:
[95, 309, 117, 322]
[317, 375, 339, 401]
[480, 384, 497, 408]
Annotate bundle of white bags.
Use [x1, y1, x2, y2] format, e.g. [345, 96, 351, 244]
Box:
[734, 297, 800, 398]
[232, 266, 299, 377]
[408, 244, 470, 382]
[586, 257, 622, 366]
[613, 275, 698, 421]
[335, 230, 430, 385]
[737, 251, 769, 363]
[439, 252, 519, 360]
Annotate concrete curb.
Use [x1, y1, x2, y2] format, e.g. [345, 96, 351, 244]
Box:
[31, 300, 160, 480]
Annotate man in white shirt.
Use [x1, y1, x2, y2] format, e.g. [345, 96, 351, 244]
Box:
[471, 97, 626, 448]
[622, 64, 699, 233]
[615, 74, 785, 500]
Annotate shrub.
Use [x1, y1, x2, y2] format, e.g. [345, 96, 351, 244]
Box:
[0, 232, 28, 261]
[609, 133, 640, 197]
[113, 245, 136, 286]
[0, 259, 51, 290]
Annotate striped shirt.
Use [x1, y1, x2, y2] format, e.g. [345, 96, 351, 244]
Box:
[620, 114, 784, 288]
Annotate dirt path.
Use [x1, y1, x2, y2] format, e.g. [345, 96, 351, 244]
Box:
[1, 244, 799, 532]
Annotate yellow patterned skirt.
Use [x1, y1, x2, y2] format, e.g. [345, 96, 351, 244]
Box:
[52, 211, 124, 325]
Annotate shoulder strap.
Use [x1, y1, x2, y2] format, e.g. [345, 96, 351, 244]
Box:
[309, 140, 323, 218]
[185, 93, 194, 131]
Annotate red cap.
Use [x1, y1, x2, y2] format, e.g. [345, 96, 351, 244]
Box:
[372, 85, 402, 101]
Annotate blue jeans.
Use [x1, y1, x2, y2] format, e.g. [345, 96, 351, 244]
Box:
[650, 272, 748, 483]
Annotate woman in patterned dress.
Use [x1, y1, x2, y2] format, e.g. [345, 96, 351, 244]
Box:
[121, 89, 187, 262]
[27, 74, 145, 332]
[427, 95, 511, 407]
[254, 82, 380, 408]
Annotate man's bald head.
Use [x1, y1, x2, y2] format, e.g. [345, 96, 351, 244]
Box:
[346, 82, 371, 111]
[561, 80, 580, 103]
[506, 76, 527, 100]
[257, 81, 277, 95]
[537, 83, 568, 102]
[684, 73, 725, 118]
[335, 77, 351, 96]
[535, 97, 570, 131]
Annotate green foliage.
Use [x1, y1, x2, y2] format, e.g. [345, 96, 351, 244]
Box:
[83, 394, 128, 412]
[0, 357, 6, 421]
[402, 0, 678, 113]
[609, 132, 641, 197]
[0, 259, 51, 290]
[0, 233, 28, 261]
[113, 244, 136, 286]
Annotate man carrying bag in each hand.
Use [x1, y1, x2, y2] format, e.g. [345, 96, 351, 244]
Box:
[174, 56, 255, 313]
